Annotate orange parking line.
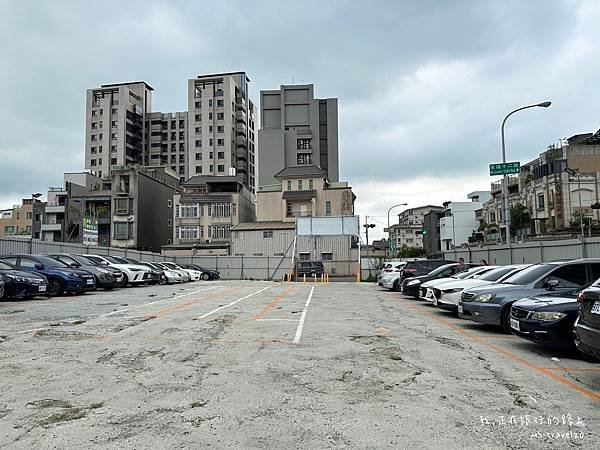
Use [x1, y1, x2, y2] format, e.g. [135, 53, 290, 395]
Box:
[145, 286, 244, 319]
[251, 287, 296, 321]
[539, 367, 600, 372]
[398, 299, 600, 402]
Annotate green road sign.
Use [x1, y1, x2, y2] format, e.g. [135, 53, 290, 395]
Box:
[490, 162, 520, 176]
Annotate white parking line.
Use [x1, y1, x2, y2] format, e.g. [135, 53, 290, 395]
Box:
[97, 285, 220, 318]
[16, 327, 47, 335]
[255, 318, 300, 322]
[293, 286, 315, 344]
[192, 286, 271, 320]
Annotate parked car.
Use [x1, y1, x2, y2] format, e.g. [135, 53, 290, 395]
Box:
[0, 275, 4, 299]
[397, 259, 456, 286]
[78, 254, 152, 286]
[510, 287, 584, 351]
[459, 259, 600, 332]
[378, 261, 407, 286]
[574, 281, 600, 360]
[434, 265, 529, 312]
[183, 264, 220, 281]
[401, 263, 478, 298]
[297, 261, 325, 278]
[47, 253, 122, 290]
[168, 262, 202, 281]
[0, 254, 95, 296]
[120, 257, 162, 284]
[150, 262, 186, 284]
[419, 266, 498, 302]
[379, 263, 408, 290]
[0, 259, 49, 299]
[160, 262, 193, 282]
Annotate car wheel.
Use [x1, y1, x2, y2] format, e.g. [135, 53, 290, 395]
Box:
[500, 307, 512, 334]
[48, 279, 64, 297]
[121, 273, 129, 287]
[392, 280, 399, 292]
[159, 276, 168, 285]
[201, 273, 210, 281]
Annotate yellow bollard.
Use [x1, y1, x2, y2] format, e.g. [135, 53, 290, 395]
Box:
[327, 273, 329, 283]
[314, 274, 317, 283]
[356, 273, 361, 283]
[321, 273, 324, 283]
[303, 274, 306, 284]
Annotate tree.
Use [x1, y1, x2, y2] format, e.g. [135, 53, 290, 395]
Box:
[396, 245, 426, 258]
[510, 204, 530, 237]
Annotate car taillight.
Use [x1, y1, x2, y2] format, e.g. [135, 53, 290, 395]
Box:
[577, 292, 585, 304]
[405, 268, 417, 273]
[384, 269, 392, 272]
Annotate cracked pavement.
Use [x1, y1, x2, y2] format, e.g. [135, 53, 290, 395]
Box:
[0, 281, 599, 448]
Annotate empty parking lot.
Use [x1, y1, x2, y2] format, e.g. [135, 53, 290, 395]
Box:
[1, 281, 598, 448]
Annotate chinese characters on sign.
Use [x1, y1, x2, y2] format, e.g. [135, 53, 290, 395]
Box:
[82, 217, 98, 246]
[489, 161, 521, 176]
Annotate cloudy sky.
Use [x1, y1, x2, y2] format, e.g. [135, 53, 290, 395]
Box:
[1, 0, 600, 240]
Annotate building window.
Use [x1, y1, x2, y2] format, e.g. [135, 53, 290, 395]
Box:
[91, 146, 97, 154]
[217, 100, 224, 107]
[218, 152, 224, 159]
[90, 159, 96, 166]
[91, 135, 97, 142]
[177, 226, 199, 240]
[91, 122, 98, 129]
[167, 199, 172, 207]
[114, 221, 133, 240]
[217, 139, 224, 146]
[217, 125, 224, 133]
[537, 194, 545, 210]
[91, 110, 98, 117]
[111, 158, 117, 165]
[297, 138, 311, 150]
[196, 166, 202, 173]
[297, 153, 312, 165]
[167, 219, 172, 226]
[217, 112, 224, 120]
[321, 252, 333, 261]
[309, 179, 313, 190]
[287, 180, 292, 191]
[298, 180, 303, 190]
[263, 230, 273, 239]
[111, 133, 117, 139]
[98, 145, 103, 153]
[325, 201, 331, 216]
[111, 108, 117, 114]
[218, 165, 224, 172]
[195, 114, 201, 121]
[111, 145, 117, 153]
[299, 253, 310, 261]
[180, 204, 199, 218]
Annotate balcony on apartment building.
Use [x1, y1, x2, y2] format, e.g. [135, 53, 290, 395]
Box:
[45, 201, 66, 214]
[41, 219, 63, 232]
[491, 175, 519, 194]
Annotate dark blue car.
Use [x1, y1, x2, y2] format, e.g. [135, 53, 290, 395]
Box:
[510, 288, 582, 350]
[0, 254, 96, 296]
[0, 259, 49, 299]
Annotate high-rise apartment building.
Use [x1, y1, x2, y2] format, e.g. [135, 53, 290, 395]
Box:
[258, 84, 339, 188]
[85, 82, 153, 179]
[84, 72, 257, 192]
[187, 72, 257, 193]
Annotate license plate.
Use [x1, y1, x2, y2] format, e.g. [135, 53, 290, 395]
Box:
[510, 318, 520, 331]
[458, 305, 463, 314]
[86, 279, 94, 285]
[591, 301, 600, 315]
[38, 285, 47, 292]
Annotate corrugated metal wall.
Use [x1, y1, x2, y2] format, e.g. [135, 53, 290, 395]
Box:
[442, 237, 600, 264]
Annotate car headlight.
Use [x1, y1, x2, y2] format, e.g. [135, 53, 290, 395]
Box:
[531, 311, 567, 321]
[473, 293, 496, 303]
[129, 267, 142, 271]
[97, 268, 109, 274]
[66, 272, 80, 278]
[6, 274, 28, 282]
[407, 279, 421, 286]
[442, 288, 464, 294]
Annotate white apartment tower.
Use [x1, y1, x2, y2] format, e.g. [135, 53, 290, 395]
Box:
[187, 72, 257, 193]
[84, 73, 257, 192]
[85, 82, 153, 179]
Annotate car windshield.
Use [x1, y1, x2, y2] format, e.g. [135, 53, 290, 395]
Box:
[102, 256, 123, 264]
[36, 256, 70, 268]
[501, 264, 554, 285]
[163, 263, 177, 269]
[0, 260, 16, 270]
[82, 255, 105, 265]
[70, 254, 96, 266]
[452, 266, 483, 279]
[478, 266, 519, 282]
[110, 256, 131, 264]
[427, 264, 456, 277]
[126, 258, 141, 264]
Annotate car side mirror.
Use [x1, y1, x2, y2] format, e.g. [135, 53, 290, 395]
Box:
[34, 263, 43, 269]
[546, 279, 559, 290]
[101, 261, 109, 266]
[70, 262, 80, 268]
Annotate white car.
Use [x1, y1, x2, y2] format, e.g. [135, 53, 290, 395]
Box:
[378, 261, 406, 285]
[146, 262, 184, 284]
[81, 254, 153, 286]
[432, 265, 530, 311]
[419, 266, 498, 302]
[161, 262, 194, 282]
[168, 262, 203, 281]
[379, 262, 409, 290]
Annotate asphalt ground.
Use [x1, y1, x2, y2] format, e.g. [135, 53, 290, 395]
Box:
[0, 280, 599, 449]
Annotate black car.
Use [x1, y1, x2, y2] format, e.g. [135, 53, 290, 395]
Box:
[184, 264, 220, 281]
[0, 259, 49, 299]
[574, 281, 600, 360]
[297, 261, 325, 278]
[510, 288, 583, 350]
[402, 263, 477, 298]
[398, 259, 456, 286]
[47, 253, 123, 290]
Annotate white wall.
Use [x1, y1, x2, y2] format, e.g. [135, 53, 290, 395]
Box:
[439, 202, 481, 249]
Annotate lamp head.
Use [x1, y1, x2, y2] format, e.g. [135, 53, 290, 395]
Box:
[537, 101, 551, 108]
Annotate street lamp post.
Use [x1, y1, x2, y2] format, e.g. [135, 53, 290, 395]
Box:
[500, 101, 551, 245]
[387, 203, 408, 255]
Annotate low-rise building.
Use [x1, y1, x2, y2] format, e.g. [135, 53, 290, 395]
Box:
[439, 201, 483, 250]
[167, 175, 256, 255]
[0, 198, 44, 239]
[385, 205, 444, 251]
[257, 165, 354, 222]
